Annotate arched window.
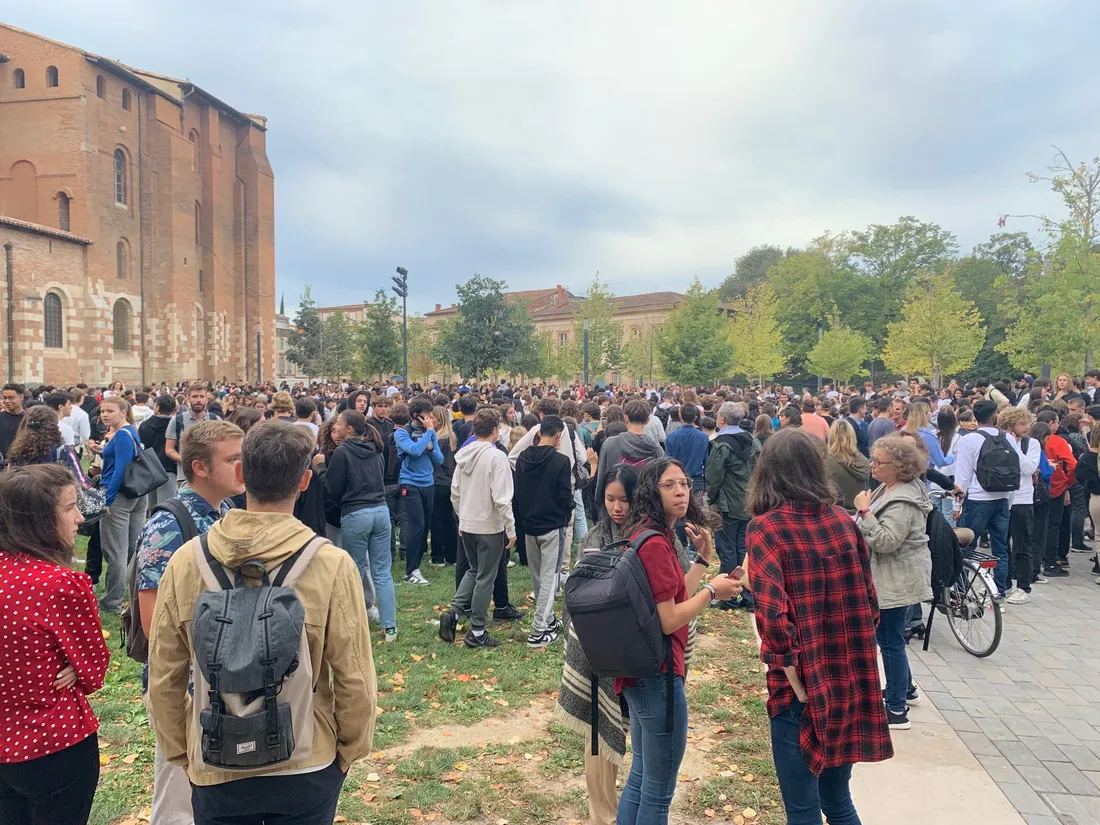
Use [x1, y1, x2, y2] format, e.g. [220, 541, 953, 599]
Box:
[96, 75, 105, 98]
[112, 299, 131, 352]
[113, 149, 127, 204]
[194, 201, 201, 246]
[44, 293, 63, 348]
[121, 89, 131, 111]
[116, 240, 128, 279]
[189, 130, 200, 170]
[13, 69, 24, 89]
[45, 66, 58, 87]
[57, 193, 70, 232]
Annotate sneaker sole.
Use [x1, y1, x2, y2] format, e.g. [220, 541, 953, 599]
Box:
[888, 720, 912, 730]
[906, 697, 922, 707]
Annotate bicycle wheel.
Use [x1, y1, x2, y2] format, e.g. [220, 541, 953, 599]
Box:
[944, 562, 1002, 657]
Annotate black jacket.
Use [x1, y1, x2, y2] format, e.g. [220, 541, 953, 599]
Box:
[514, 444, 573, 535]
[81, 397, 105, 441]
[325, 437, 386, 517]
[139, 414, 174, 473]
[433, 436, 456, 486]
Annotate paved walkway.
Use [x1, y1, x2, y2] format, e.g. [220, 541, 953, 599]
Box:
[909, 557, 1100, 825]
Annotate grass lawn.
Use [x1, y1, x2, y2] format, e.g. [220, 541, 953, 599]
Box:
[85, 545, 783, 825]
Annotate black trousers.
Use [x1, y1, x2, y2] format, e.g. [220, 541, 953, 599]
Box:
[1070, 483, 1088, 548]
[0, 733, 99, 825]
[1046, 494, 1071, 565]
[455, 533, 513, 609]
[429, 484, 459, 564]
[191, 758, 345, 825]
[384, 483, 405, 558]
[84, 522, 103, 585]
[402, 484, 434, 576]
[1031, 500, 1049, 577]
[1008, 503, 1034, 591]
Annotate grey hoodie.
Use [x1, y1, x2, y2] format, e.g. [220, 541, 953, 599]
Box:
[451, 440, 516, 539]
[595, 431, 663, 499]
[859, 478, 933, 609]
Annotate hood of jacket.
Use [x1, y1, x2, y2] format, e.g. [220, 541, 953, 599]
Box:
[616, 432, 663, 461]
[872, 478, 932, 516]
[829, 452, 870, 484]
[338, 436, 380, 461]
[455, 440, 499, 478]
[204, 509, 318, 570]
[714, 429, 756, 456]
[517, 443, 559, 473]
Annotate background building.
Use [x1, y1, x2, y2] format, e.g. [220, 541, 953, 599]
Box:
[0, 22, 275, 386]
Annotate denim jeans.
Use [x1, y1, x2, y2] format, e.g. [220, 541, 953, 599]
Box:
[714, 516, 750, 608]
[617, 675, 688, 825]
[876, 606, 911, 714]
[341, 505, 397, 630]
[959, 497, 1010, 593]
[572, 488, 588, 556]
[771, 701, 861, 825]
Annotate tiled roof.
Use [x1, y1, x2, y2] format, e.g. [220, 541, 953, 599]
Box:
[424, 287, 581, 317]
[529, 291, 683, 320]
[0, 215, 93, 245]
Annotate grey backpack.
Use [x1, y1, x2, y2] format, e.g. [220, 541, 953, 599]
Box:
[189, 533, 326, 771]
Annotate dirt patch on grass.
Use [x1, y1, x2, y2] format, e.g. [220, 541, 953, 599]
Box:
[386, 700, 558, 757]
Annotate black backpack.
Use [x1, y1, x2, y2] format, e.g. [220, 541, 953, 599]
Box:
[564, 529, 674, 753]
[974, 431, 1021, 493]
[652, 405, 670, 429]
[565, 420, 591, 491]
[926, 507, 963, 591]
[121, 497, 198, 663]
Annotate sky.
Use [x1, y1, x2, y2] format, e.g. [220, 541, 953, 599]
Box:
[8, 1, 1100, 315]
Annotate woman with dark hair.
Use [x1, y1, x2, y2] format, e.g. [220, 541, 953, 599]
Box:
[615, 458, 738, 825]
[325, 410, 396, 643]
[747, 428, 890, 824]
[6, 405, 69, 467]
[0, 464, 109, 825]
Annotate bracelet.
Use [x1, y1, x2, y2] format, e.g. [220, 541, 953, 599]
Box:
[693, 557, 711, 569]
[702, 583, 717, 600]
[857, 508, 870, 519]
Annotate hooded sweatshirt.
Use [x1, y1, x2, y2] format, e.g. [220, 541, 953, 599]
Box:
[514, 444, 573, 535]
[395, 422, 443, 487]
[705, 427, 761, 521]
[825, 452, 871, 511]
[594, 431, 663, 500]
[325, 437, 386, 517]
[146, 509, 377, 786]
[451, 440, 516, 538]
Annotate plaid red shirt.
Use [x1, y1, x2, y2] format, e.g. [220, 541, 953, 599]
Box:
[748, 501, 893, 775]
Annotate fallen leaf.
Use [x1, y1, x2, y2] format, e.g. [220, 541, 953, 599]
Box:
[426, 814, 440, 822]
[441, 773, 463, 783]
[99, 754, 113, 766]
[719, 770, 736, 778]
[524, 753, 533, 760]
[365, 772, 381, 782]
[457, 674, 473, 682]
[492, 782, 506, 790]
[742, 774, 755, 782]
[408, 809, 422, 818]
[334, 817, 348, 823]
[713, 726, 725, 734]
[743, 808, 757, 819]
[385, 763, 397, 773]
[496, 819, 509, 825]
[122, 753, 139, 764]
[718, 794, 728, 802]
[454, 762, 470, 772]
[704, 809, 716, 818]
[118, 819, 139, 825]
[723, 805, 734, 812]
[733, 817, 745, 825]
[371, 751, 386, 759]
[410, 653, 424, 662]
[361, 793, 377, 802]
[494, 699, 509, 707]
[494, 757, 509, 765]
[678, 773, 697, 782]
[102, 629, 112, 640]
[430, 702, 441, 709]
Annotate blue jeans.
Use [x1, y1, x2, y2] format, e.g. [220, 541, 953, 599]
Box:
[572, 488, 588, 551]
[876, 606, 911, 714]
[617, 675, 688, 825]
[341, 505, 397, 630]
[771, 701, 861, 825]
[960, 498, 1010, 593]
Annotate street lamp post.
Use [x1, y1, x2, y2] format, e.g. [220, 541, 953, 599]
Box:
[583, 319, 590, 385]
[392, 267, 409, 391]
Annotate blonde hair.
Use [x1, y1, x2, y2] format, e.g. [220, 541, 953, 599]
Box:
[826, 419, 859, 467]
[180, 420, 245, 482]
[997, 406, 1031, 432]
[507, 426, 528, 452]
[271, 391, 294, 415]
[102, 396, 134, 426]
[903, 401, 932, 434]
[433, 405, 457, 451]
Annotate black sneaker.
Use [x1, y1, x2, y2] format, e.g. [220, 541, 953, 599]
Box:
[549, 617, 564, 634]
[464, 630, 500, 649]
[1091, 560, 1099, 575]
[439, 609, 458, 644]
[492, 605, 525, 621]
[527, 629, 560, 649]
[1057, 558, 1070, 568]
[1044, 565, 1070, 577]
[882, 687, 922, 708]
[886, 708, 911, 730]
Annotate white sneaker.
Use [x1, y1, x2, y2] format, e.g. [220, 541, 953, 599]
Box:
[506, 559, 516, 569]
[1006, 588, 1032, 605]
[405, 569, 430, 585]
[384, 628, 398, 643]
[367, 606, 381, 624]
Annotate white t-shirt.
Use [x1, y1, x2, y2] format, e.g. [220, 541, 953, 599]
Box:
[386, 385, 400, 397]
[59, 420, 75, 447]
[132, 404, 153, 424]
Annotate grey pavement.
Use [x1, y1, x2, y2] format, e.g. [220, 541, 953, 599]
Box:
[911, 555, 1100, 824]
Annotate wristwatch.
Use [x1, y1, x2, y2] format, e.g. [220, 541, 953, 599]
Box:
[702, 583, 718, 605]
[857, 508, 870, 519]
[693, 557, 711, 569]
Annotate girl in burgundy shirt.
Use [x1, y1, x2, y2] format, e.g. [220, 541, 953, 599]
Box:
[0, 464, 108, 825]
[616, 458, 740, 825]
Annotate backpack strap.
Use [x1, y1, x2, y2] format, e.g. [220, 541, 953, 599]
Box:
[194, 534, 233, 591]
[153, 497, 199, 544]
[629, 529, 664, 552]
[272, 535, 328, 588]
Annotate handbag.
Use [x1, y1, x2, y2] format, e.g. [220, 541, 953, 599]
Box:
[57, 445, 108, 527]
[117, 427, 170, 499]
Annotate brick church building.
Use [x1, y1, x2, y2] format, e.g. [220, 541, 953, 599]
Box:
[0, 22, 275, 386]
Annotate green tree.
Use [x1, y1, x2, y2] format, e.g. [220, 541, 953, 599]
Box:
[565, 275, 623, 377]
[727, 282, 788, 383]
[999, 150, 1100, 372]
[286, 285, 323, 377]
[951, 256, 1015, 379]
[318, 311, 356, 379]
[407, 316, 441, 385]
[622, 325, 664, 386]
[718, 245, 792, 301]
[805, 317, 875, 385]
[357, 290, 401, 381]
[656, 280, 733, 385]
[848, 216, 958, 281]
[883, 271, 985, 387]
[974, 231, 1034, 280]
[433, 275, 538, 379]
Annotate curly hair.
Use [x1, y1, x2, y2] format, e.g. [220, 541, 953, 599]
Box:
[623, 457, 721, 538]
[872, 434, 927, 483]
[996, 406, 1031, 432]
[7, 406, 63, 465]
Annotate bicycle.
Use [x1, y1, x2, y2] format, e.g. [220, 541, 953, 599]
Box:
[916, 491, 1003, 658]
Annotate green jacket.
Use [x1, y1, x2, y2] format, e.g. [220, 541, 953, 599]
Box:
[706, 429, 761, 521]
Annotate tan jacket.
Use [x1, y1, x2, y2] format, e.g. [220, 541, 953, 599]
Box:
[147, 509, 377, 786]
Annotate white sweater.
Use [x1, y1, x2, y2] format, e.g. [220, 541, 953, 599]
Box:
[451, 441, 516, 539]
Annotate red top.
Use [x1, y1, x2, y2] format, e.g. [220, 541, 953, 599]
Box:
[615, 526, 688, 694]
[1046, 434, 1078, 498]
[748, 501, 893, 775]
[0, 554, 109, 763]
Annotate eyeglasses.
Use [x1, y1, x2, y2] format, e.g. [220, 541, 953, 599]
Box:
[869, 458, 893, 467]
[658, 479, 693, 491]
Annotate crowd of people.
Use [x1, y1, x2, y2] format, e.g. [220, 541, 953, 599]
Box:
[0, 369, 1097, 824]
